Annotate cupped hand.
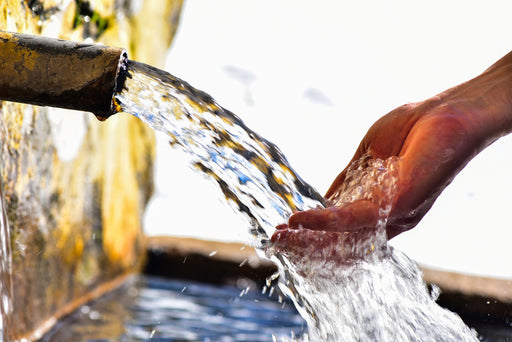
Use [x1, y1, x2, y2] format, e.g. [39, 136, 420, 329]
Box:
[272, 50, 512, 258]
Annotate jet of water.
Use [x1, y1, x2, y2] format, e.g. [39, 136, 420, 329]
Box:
[115, 60, 478, 341]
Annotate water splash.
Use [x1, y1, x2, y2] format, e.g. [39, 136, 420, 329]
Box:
[289, 247, 477, 341]
[269, 156, 476, 341]
[329, 153, 400, 212]
[115, 60, 478, 341]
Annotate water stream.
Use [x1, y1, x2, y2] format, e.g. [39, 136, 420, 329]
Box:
[115, 60, 478, 341]
[116, 61, 326, 247]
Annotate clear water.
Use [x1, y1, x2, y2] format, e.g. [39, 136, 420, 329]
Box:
[115, 60, 478, 341]
[39, 275, 306, 342]
[116, 61, 326, 248]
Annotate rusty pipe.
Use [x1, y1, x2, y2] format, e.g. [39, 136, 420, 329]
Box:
[0, 31, 128, 120]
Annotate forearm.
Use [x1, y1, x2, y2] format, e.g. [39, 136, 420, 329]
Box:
[442, 50, 512, 147]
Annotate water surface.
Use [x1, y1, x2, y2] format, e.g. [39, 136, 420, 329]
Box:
[40, 275, 305, 342]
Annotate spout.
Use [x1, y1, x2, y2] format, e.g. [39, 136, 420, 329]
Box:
[0, 31, 128, 120]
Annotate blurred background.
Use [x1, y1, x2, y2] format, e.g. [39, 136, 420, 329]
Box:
[144, 0, 512, 279]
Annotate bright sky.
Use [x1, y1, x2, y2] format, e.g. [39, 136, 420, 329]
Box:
[144, 0, 512, 279]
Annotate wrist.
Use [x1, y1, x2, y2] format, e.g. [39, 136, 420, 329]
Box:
[442, 53, 512, 141]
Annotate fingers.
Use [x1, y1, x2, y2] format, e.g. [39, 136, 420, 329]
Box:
[269, 227, 384, 267]
[288, 200, 381, 233]
[275, 223, 288, 230]
[287, 207, 339, 230]
[270, 227, 346, 262]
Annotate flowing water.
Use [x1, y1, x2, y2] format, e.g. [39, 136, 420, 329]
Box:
[115, 60, 479, 341]
[116, 61, 326, 247]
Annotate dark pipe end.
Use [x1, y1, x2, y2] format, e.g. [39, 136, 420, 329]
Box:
[94, 50, 129, 121]
[0, 31, 129, 120]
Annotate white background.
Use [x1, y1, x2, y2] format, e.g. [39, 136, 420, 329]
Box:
[144, 0, 512, 279]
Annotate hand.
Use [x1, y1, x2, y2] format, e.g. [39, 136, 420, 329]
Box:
[272, 50, 512, 259]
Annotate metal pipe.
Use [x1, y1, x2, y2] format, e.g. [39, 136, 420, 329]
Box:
[0, 31, 128, 120]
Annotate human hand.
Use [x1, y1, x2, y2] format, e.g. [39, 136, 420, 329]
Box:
[272, 50, 512, 259]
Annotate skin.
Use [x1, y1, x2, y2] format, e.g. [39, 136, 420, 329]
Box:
[272, 50, 512, 255]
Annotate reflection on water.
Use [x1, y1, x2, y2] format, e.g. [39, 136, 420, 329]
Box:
[40, 275, 305, 342]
